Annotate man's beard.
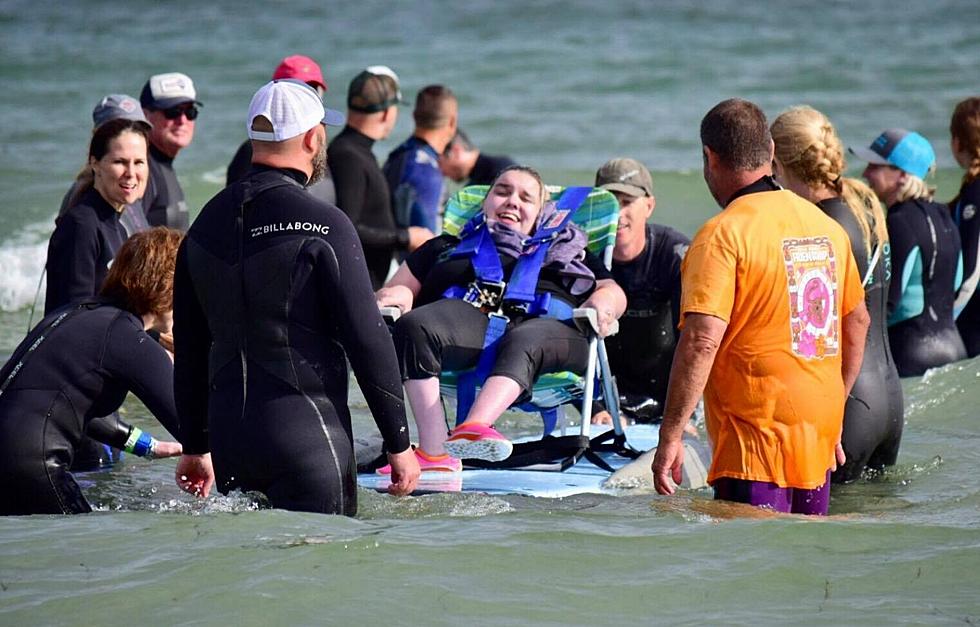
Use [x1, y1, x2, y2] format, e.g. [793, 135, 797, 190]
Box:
[309, 138, 327, 186]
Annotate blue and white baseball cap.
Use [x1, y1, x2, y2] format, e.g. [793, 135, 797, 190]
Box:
[849, 129, 935, 179]
[247, 79, 344, 142]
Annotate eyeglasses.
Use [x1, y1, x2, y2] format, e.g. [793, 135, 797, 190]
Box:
[161, 105, 199, 121]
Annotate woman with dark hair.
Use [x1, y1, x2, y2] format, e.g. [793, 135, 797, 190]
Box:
[950, 97, 980, 356]
[376, 166, 626, 469]
[0, 228, 183, 515]
[46, 117, 151, 315]
[771, 106, 903, 482]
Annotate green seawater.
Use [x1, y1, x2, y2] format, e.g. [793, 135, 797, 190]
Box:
[1, 1, 979, 624]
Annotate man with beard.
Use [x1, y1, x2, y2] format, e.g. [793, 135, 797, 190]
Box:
[172, 80, 419, 515]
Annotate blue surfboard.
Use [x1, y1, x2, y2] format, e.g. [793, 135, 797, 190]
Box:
[357, 424, 662, 498]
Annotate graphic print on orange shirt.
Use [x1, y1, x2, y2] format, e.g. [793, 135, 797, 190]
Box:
[783, 236, 840, 359]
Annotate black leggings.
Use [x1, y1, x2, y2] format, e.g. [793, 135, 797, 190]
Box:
[393, 299, 590, 396]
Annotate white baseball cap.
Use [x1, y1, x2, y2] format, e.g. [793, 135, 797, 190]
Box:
[247, 79, 344, 142]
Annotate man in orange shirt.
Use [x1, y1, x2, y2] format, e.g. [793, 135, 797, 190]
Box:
[652, 99, 870, 515]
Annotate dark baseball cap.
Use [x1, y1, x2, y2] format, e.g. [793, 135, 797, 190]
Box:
[92, 94, 150, 128]
[347, 65, 402, 113]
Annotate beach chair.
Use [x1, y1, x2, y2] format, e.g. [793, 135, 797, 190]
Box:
[434, 184, 632, 471]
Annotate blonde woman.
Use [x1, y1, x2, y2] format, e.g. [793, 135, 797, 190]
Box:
[771, 106, 902, 482]
[850, 128, 966, 377]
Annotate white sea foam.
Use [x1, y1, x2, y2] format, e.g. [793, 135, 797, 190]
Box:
[0, 222, 50, 313]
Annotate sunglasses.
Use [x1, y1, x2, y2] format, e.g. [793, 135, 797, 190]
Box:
[161, 105, 199, 121]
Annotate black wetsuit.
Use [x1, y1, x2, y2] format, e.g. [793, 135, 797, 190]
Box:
[226, 139, 337, 205]
[60, 182, 149, 236]
[952, 178, 980, 356]
[47, 186, 147, 468]
[45, 187, 127, 315]
[393, 234, 611, 395]
[328, 126, 409, 289]
[0, 301, 178, 515]
[174, 165, 411, 516]
[818, 198, 904, 483]
[142, 144, 190, 230]
[886, 198, 966, 376]
[601, 223, 689, 422]
[468, 153, 517, 186]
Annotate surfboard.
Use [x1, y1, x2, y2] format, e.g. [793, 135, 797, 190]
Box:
[357, 424, 678, 498]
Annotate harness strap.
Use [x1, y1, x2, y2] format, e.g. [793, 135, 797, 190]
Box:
[447, 187, 593, 426]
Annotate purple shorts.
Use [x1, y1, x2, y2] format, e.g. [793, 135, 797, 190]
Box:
[712, 471, 831, 516]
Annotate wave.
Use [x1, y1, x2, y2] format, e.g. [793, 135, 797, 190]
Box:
[0, 221, 49, 313]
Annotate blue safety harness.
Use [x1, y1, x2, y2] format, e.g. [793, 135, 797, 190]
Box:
[442, 186, 592, 427]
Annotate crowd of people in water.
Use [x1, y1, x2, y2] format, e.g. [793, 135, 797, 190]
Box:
[0, 52, 977, 517]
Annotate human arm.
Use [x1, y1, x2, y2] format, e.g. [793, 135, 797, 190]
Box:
[841, 300, 870, 397]
[172, 241, 212, 455]
[885, 210, 917, 318]
[103, 312, 181, 438]
[84, 413, 181, 459]
[375, 262, 423, 313]
[44, 211, 100, 313]
[652, 312, 728, 495]
[315, 215, 418, 492]
[580, 278, 627, 337]
[331, 148, 413, 250]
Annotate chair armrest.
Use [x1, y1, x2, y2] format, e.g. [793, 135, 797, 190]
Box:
[380, 306, 402, 323]
[573, 307, 619, 337]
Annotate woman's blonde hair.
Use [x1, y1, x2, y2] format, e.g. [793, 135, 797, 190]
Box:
[771, 105, 889, 255]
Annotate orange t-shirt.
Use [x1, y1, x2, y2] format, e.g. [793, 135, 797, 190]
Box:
[681, 188, 864, 489]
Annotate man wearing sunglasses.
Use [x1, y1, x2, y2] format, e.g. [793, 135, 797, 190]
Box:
[139, 72, 201, 231]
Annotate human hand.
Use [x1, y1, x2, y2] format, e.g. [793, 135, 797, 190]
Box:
[832, 442, 846, 471]
[175, 453, 215, 498]
[652, 438, 685, 495]
[148, 438, 182, 459]
[385, 448, 420, 497]
[407, 226, 434, 251]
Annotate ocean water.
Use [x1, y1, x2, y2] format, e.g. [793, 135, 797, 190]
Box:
[1, 0, 978, 624]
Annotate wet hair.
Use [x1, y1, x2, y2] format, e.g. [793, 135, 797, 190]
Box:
[950, 96, 980, 207]
[771, 106, 888, 255]
[486, 165, 547, 209]
[68, 118, 150, 208]
[413, 85, 456, 130]
[700, 98, 772, 171]
[100, 227, 183, 317]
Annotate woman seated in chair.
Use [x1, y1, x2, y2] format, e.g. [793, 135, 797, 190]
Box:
[376, 166, 626, 470]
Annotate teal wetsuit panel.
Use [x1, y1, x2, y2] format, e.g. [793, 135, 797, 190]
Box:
[889, 246, 923, 326]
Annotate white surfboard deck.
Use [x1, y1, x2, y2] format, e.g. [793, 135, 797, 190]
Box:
[357, 424, 663, 498]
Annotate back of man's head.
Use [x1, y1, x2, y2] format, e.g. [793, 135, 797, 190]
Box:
[700, 98, 772, 171]
[447, 128, 475, 152]
[413, 85, 456, 130]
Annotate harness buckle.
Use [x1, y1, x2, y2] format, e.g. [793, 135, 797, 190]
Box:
[463, 280, 506, 314]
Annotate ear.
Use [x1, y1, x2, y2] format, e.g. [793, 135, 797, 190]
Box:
[647, 195, 656, 217]
[302, 126, 321, 154]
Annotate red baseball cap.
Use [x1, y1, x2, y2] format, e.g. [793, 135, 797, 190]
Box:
[272, 55, 326, 92]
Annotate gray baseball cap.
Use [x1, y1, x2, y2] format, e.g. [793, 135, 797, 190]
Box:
[92, 94, 149, 128]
